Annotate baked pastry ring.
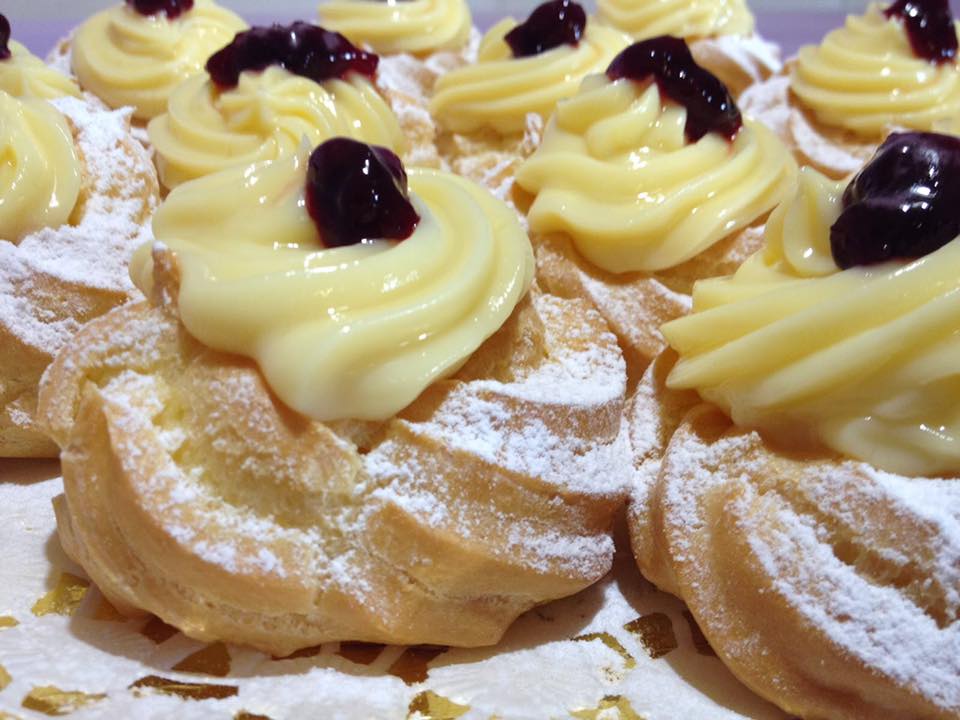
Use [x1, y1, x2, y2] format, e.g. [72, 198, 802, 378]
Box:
[0, 94, 157, 456]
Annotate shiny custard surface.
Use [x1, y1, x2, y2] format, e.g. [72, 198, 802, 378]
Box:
[0, 15, 80, 99]
[136, 144, 533, 422]
[430, 6, 630, 134]
[71, 0, 247, 120]
[596, 0, 754, 42]
[665, 138, 960, 476]
[0, 92, 82, 242]
[516, 60, 794, 274]
[790, 2, 960, 137]
[317, 0, 471, 55]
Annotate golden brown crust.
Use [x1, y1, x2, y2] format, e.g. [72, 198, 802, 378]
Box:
[630, 403, 960, 719]
[0, 97, 158, 457]
[38, 248, 629, 655]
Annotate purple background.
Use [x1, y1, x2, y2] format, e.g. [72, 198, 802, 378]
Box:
[16, 11, 847, 58]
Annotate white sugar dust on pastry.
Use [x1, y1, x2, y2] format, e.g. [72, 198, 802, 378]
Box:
[148, 23, 408, 190]
[0, 93, 158, 457]
[594, 0, 781, 96]
[430, 0, 630, 197]
[53, 0, 246, 122]
[38, 139, 630, 655]
[627, 132, 960, 719]
[741, 0, 960, 178]
[515, 36, 795, 377]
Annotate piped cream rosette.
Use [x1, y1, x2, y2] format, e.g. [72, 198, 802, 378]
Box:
[148, 66, 407, 190]
[593, 0, 780, 96]
[70, 0, 247, 121]
[134, 144, 533, 421]
[317, 0, 472, 56]
[516, 72, 795, 373]
[664, 167, 960, 477]
[429, 15, 629, 194]
[0, 40, 80, 100]
[741, 3, 960, 177]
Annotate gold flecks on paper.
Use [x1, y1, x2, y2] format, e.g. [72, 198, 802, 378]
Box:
[129, 675, 238, 700]
[407, 691, 469, 720]
[172, 642, 231, 677]
[571, 695, 645, 720]
[572, 633, 637, 670]
[30, 574, 90, 617]
[139, 616, 179, 644]
[21, 686, 106, 716]
[683, 611, 716, 656]
[0, 616, 18, 630]
[388, 646, 448, 684]
[336, 642, 386, 666]
[0, 664, 10, 690]
[235, 713, 274, 720]
[624, 613, 678, 660]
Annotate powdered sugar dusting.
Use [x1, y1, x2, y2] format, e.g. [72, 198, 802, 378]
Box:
[0, 95, 155, 356]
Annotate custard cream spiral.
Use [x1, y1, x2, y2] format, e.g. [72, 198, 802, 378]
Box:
[0, 41, 80, 99]
[135, 147, 533, 421]
[317, 0, 471, 55]
[791, 3, 960, 137]
[148, 66, 407, 189]
[664, 167, 960, 476]
[516, 75, 796, 273]
[596, 0, 754, 41]
[430, 18, 630, 134]
[0, 92, 81, 242]
[71, 0, 247, 121]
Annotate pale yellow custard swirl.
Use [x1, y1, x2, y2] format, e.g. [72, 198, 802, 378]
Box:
[134, 147, 533, 421]
[664, 167, 960, 476]
[431, 19, 630, 134]
[0, 92, 81, 242]
[148, 66, 406, 189]
[516, 75, 796, 273]
[71, 0, 247, 121]
[317, 0, 471, 55]
[792, 3, 960, 137]
[0, 41, 80, 99]
[597, 0, 754, 40]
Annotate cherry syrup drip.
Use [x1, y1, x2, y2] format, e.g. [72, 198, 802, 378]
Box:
[504, 0, 586, 58]
[206, 22, 378, 90]
[830, 132, 960, 268]
[884, 0, 957, 64]
[125, 0, 195, 20]
[606, 36, 742, 143]
[0, 15, 11, 61]
[306, 139, 420, 248]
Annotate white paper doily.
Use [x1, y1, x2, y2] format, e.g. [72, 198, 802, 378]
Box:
[0, 459, 789, 720]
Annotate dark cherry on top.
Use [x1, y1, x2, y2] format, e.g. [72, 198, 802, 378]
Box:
[504, 0, 587, 58]
[126, 0, 194, 19]
[206, 22, 378, 90]
[830, 132, 960, 268]
[606, 36, 742, 142]
[306, 139, 420, 248]
[884, 0, 957, 64]
[0, 14, 10, 60]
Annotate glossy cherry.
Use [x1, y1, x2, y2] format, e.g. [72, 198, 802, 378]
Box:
[830, 132, 960, 268]
[606, 36, 742, 142]
[206, 22, 378, 90]
[0, 14, 10, 61]
[306, 139, 420, 248]
[125, 0, 194, 19]
[884, 0, 957, 64]
[504, 0, 586, 58]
